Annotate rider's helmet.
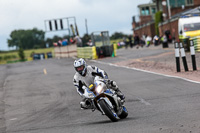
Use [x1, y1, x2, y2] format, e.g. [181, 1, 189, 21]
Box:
[74, 58, 87, 76]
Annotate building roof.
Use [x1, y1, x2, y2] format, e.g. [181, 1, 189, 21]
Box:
[138, 3, 156, 8]
[171, 6, 200, 19]
[158, 6, 200, 26]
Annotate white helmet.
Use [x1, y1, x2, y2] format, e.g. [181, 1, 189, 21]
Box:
[74, 58, 87, 76]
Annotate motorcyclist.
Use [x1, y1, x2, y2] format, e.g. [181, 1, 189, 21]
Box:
[73, 58, 125, 109]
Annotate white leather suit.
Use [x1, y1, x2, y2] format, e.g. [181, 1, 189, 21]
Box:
[73, 59, 124, 109]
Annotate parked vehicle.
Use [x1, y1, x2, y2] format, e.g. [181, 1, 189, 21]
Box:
[178, 15, 200, 50]
[179, 15, 200, 38]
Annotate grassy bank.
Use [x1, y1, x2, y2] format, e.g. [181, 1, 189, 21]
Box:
[0, 47, 54, 64]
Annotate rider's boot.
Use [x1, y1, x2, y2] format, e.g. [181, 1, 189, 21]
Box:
[116, 89, 125, 101]
[110, 80, 125, 100]
[80, 101, 88, 109]
[80, 99, 93, 109]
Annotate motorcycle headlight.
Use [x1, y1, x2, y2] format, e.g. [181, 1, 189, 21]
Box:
[96, 85, 103, 94]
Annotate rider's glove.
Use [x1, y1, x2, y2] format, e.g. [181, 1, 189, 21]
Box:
[111, 81, 117, 87]
[107, 79, 111, 85]
[107, 80, 116, 87]
[106, 80, 116, 88]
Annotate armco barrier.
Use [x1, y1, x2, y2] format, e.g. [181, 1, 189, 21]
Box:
[77, 46, 98, 59]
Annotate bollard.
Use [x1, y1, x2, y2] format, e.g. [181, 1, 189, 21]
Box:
[174, 42, 181, 72]
[190, 40, 197, 70]
[180, 42, 189, 72]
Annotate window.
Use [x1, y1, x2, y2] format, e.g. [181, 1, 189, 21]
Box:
[169, 0, 185, 7]
[177, 0, 185, 7]
[151, 8, 156, 14]
[141, 7, 150, 16]
[145, 7, 150, 15]
[169, 0, 193, 7]
[183, 23, 200, 32]
[141, 8, 146, 15]
[185, 0, 193, 5]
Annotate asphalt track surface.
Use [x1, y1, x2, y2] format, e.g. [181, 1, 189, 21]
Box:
[1, 48, 200, 133]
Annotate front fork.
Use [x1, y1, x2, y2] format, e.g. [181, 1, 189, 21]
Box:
[96, 97, 114, 115]
[94, 93, 123, 115]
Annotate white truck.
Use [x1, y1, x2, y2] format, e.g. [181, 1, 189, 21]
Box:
[178, 15, 200, 39]
[178, 15, 200, 50]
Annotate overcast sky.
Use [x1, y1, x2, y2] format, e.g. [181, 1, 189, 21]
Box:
[0, 0, 151, 50]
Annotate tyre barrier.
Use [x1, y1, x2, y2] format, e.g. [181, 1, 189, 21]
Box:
[77, 45, 116, 59]
[96, 45, 114, 58]
[113, 43, 117, 57]
[192, 37, 200, 52]
[77, 46, 98, 59]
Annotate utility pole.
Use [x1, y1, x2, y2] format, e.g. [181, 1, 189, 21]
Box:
[166, 0, 172, 37]
[166, 0, 171, 19]
[156, 0, 160, 11]
[85, 19, 88, 35]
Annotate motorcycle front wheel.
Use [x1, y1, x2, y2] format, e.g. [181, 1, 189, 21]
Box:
[98, 100, 118, 122]
[118, 106, 128, 119]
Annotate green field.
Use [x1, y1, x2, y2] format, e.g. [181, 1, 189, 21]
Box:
[110, 39, 122, 44]
[0, 39, 123, 65]
[0, 48, 54, 64]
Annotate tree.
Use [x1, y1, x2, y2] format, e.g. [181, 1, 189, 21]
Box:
[45, 35, 63, 47]
[110, 32, 127, 40]
[18, 47, 25, 61]
[82, 34, 91, 46]
[7, 28, 45, 49]
[155, 11, 163, 36]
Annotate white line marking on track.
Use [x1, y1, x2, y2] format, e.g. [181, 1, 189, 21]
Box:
[43, 68, 47, 75]
[136, 97, 151, 105]
[3, 80, 7, 88]
[92, 60, 200, 84]
[10, 118, 17, 121]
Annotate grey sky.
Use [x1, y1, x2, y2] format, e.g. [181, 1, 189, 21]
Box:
[0, 0, 151, 50]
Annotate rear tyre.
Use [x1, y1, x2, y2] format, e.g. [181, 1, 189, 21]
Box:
[118, 106, 128, 119]
[99, 100, 118, 122]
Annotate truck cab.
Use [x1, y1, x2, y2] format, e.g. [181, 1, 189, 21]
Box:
[178, 15, 200, 51]
[179, 15, 200, 39]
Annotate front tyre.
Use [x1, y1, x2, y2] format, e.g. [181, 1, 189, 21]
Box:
[98, 100, 118, 122]
[118, 106, 128, 119]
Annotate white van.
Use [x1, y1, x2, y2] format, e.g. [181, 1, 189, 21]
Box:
[178, 16, 200, 39]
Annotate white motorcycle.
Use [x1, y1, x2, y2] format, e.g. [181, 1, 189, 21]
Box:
[82, 76, 128, 122]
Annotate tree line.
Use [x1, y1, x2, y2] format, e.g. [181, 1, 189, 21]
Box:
[7, 28, 129, 50]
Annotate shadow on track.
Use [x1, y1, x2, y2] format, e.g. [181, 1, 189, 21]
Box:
[84, 117, 138, 126]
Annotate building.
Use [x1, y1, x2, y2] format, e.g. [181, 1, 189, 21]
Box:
[158, 0, 200, 41]
[132, 2, 157, 38]
[132, 0, 200, 41]
[138, 3, 157, 25]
